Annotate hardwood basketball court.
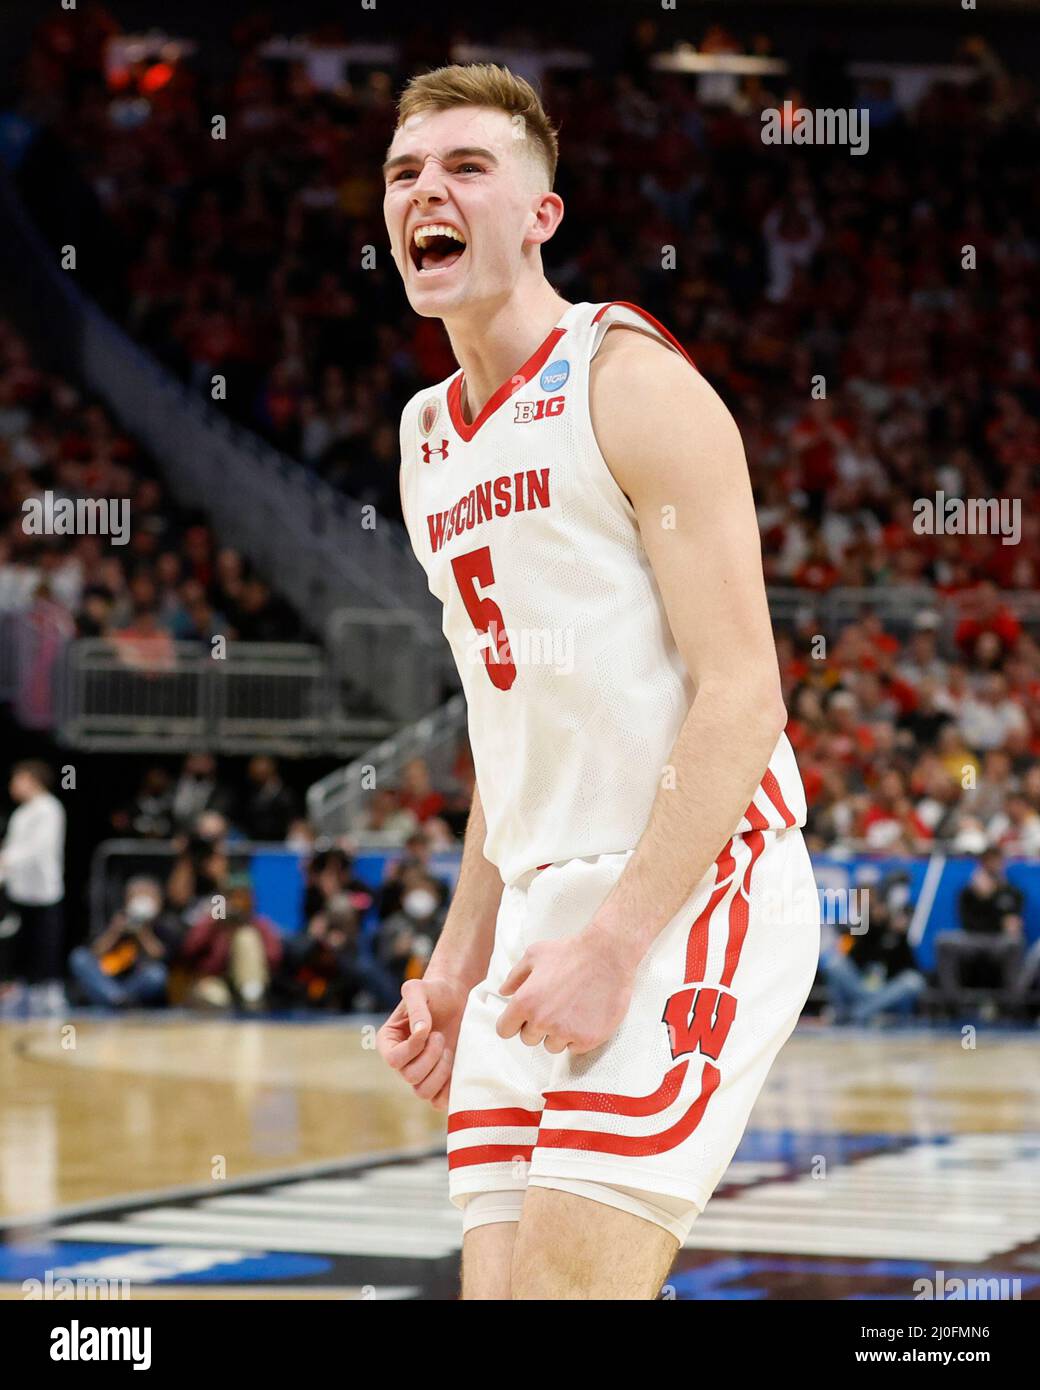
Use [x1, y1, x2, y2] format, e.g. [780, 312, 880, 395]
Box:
[2, 1015, 1038, 1299]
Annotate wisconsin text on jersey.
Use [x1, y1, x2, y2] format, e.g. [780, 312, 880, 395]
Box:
[425, 470, 551, 551]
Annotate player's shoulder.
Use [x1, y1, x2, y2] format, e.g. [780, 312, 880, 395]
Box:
[589, 314, 739, 465]
[589, 304, 700, 393]
[593, 319, 678, 368]
[590, 318, 715, 412]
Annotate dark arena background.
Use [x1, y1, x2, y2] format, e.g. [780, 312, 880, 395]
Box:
[0, 0, 1038, 1347]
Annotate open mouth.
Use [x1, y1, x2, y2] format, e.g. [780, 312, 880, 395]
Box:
[410, 222, 467, 275]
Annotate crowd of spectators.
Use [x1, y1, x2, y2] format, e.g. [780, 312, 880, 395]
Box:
[6, 14, 1037, 833]
[3, 13, 1038, 1026]
[0, 318, 306, 723]
[19, 734, 1039, 1024]
[15, 15, 1038, 569]
[778, 596, 1040, 857]
[56, 750, 458, 1015]
[818, 847, 1039, 1025]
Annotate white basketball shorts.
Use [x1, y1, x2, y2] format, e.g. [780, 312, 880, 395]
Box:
[447, 826, 820, 1214]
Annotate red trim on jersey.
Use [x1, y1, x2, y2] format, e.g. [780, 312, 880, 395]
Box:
[720, 830, 765, 990]
[536, 863, 552, 872]
[536, 1062, 720, 1158]
[760, 768, 797, 828]
[446, 326, 567, 442]
[448, 1143, 535, 1170]
[543, 1061, 688, 1117]
[448, 1106, 541, 1133]
[591, 301, 697, 369]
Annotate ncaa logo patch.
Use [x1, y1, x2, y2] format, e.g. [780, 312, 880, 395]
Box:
[418, 398, 440, 438]
[539, 359, 569, 392]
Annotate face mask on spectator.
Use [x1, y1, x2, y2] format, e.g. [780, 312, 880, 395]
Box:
[403, 889, 438, 921]
[126, 894, 158, 923]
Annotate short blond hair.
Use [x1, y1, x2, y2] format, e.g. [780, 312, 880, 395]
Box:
[396, 63, 559, 188]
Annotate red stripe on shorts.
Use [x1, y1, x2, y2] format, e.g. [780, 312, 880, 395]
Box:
[720, 830, 766, 989]
[686, 839, 737, 982]
[448, 1106, 541, 1133]
[543, 1061, 688, 1116]
[448, 1143, 535, 1170]
[536, 1062, 721, 1158]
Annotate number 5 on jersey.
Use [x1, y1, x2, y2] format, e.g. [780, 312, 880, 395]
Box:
[451, 547, 517, 691]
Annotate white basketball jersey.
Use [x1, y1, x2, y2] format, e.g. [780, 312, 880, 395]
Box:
[399, 300, 807, 885]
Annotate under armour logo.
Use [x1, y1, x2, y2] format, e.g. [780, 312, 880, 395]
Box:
[422, 439, 450, 463]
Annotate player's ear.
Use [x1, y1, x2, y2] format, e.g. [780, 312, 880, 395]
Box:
[525, 191, 564, 247]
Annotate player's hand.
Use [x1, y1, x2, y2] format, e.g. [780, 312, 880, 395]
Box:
[496, 930, 634, 1056]
[375, 976, 469, 1111]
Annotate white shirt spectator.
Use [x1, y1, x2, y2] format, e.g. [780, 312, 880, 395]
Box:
[957, 696, 1028, 752]
[0, 790, 65, 904]
[987, 810, 1040, 857]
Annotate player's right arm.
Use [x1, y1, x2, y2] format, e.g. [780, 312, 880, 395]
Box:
[375, 782, 501, 1110]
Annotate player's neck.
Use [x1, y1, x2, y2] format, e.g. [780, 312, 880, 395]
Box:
[445, 283, 571, 424]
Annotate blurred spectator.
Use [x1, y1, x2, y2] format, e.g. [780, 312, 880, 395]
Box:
[957, 674, 1029, 753]
[285, 817, 316, 854]
[820, 872, 926, 1024]
[375, 865, 446, 987]
[233, 577, 297, 642]
[110, 603, 176, 672]
[180, 880, 282, 1011]
[14, 582, 75, 728]
[68, 876, 179, 1008]
[110, 766, 174, 839]
[0, 761, 66, 1016]
[242, 755, 297, 841]
[165, 816, 232, 914]
[988, 794, 1040, 856]
[302, 845, 374, 924]
[349, 787, 419, 847]
[378, 830, 450, 920]
[954, 584, 1022, 663]
[170, 753, 235, 833]
[934, 849, 1025, 1015]
[277, 891, 398, 1011]
[397, 758, 446, 824]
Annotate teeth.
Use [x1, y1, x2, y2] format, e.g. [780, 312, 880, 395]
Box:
[412, 224, 466, 248]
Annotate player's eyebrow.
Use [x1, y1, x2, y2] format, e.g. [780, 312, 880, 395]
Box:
[382, 146, 500, 176]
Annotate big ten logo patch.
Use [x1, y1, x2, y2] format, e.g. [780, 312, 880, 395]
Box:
[514, 396, 565, 424]
[662, 986, 737, 1062]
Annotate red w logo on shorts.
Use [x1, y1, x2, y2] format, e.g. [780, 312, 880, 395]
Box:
[662, 986, 737, 1062]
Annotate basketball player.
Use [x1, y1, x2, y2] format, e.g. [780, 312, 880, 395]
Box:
[376, 64, 820, 1300]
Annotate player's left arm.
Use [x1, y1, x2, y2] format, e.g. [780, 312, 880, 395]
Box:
[497, 328, 788, 1054]
[587, 328, 789, 955]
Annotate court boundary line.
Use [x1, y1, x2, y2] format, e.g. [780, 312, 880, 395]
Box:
[0, 1143, 443, 1232]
